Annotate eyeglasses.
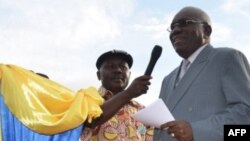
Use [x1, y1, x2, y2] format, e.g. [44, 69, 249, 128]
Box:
[167, 19, 207, 32]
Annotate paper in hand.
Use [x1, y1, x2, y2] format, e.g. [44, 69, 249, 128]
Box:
[132, 98, 175, 128]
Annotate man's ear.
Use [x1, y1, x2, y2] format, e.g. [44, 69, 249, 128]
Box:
[128, 71, 131, 79]
[97, 71, 101, 80]
[128, 71, 131, 81]
[204, 25, 212, 37]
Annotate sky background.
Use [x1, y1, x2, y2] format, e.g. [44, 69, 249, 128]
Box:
[1, 0, 250, 106]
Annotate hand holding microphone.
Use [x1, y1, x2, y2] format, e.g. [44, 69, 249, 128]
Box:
[126, 45, 162, 97]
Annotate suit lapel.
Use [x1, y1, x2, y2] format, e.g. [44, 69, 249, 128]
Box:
[160, 67, 179, 103]
[172, 65, 181, 90]
[167, 45, 214, 111]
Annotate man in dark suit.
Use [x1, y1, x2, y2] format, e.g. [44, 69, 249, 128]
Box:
[153, 6, 250, 141]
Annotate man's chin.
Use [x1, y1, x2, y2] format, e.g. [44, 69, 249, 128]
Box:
[111, 82, 125, 88]
[174, 47, 186, 58]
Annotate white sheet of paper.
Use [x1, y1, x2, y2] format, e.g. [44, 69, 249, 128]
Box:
[132, 98, 175, 128]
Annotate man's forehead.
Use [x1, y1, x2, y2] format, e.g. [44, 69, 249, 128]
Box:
[173, 11, 198, 21]
[172, 7, 211, 25]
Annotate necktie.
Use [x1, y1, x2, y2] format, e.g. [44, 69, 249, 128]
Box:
[179, 59, 190, 79]
[176, 60, 190, 86]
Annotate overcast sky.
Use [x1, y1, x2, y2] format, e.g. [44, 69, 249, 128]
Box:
[1, 0, 250, 106]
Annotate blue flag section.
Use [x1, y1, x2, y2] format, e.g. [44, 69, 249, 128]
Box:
[0, 94, 84, 141]
[0, 64, 105, 141]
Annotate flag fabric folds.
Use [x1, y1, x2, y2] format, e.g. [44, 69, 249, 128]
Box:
[0, 94, 83, 141]
[0, 64, 104, 141]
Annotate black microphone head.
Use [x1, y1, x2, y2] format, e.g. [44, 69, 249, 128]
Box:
[144, 45, 162, 76]
[152, 45, 162, 59]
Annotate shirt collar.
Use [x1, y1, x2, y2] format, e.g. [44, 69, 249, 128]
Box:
[186, 43, 208, 64]
[98, 86, 114, 100]
[98, 86, 139, 106]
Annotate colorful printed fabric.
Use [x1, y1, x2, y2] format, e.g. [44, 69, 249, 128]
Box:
[81, 87, 154, 141]
[0, 64, 104, 140]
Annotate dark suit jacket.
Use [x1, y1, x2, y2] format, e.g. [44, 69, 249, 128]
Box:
[154, 45, 250, 141]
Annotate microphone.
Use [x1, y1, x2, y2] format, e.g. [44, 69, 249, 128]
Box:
[144, 45, 162, 76]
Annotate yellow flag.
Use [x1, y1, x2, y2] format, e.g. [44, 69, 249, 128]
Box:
[0, 64, 104, 134]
